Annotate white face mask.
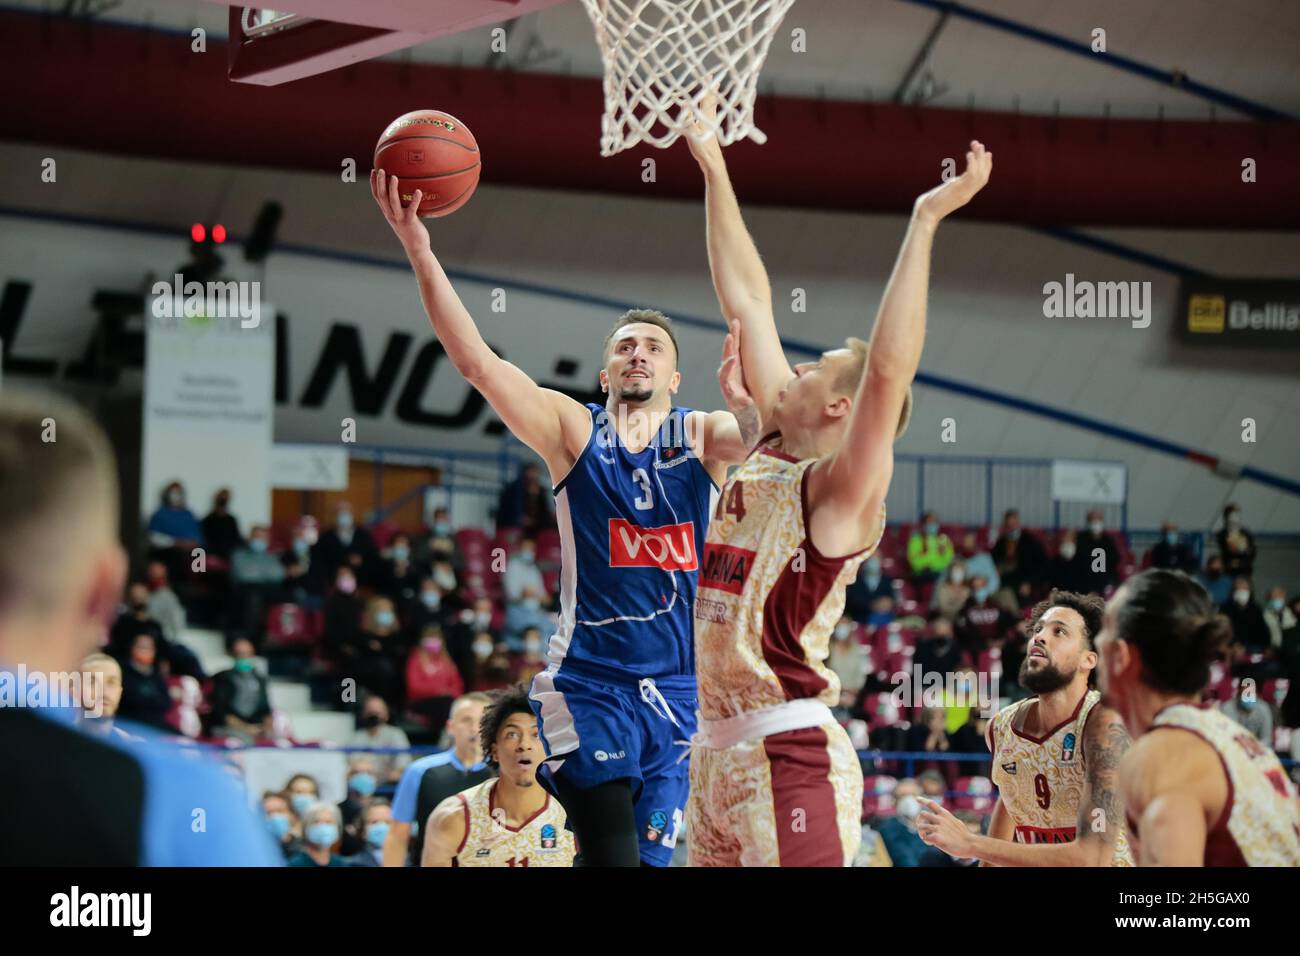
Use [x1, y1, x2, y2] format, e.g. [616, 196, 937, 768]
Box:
[833, 623, 852, 640]
[949, 569, 965, 583]
[1234, 589, 1250, 606]
[895, 795, 920, 821]
[472, 641, 493, 660]
[1059, 543, 1077, 560]
[1088, 521, 1104, 536]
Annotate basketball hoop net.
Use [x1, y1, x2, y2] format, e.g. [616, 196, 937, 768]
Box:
[580, 0, 797, 156]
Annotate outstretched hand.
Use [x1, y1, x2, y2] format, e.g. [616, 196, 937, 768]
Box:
[718, 318, 754, 413]
[913, 141, 993, 226]
[683, 91, 724, 168]
[371, 168, 431, 255]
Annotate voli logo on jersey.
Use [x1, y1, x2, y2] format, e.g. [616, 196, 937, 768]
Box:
[607, 519, 698, 571]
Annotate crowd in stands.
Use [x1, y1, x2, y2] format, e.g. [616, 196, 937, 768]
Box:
[89, 474, 1299, 866]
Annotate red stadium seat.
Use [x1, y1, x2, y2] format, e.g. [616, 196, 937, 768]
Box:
[455, 528, 489, 556]
[977, 646, 1003, 678]
[265, 603, 314, 647]
[952, 775, 995, 813]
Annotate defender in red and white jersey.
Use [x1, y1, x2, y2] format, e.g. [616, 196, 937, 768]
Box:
[917, 591, 1134, 866]
[684, 125, 993, 866]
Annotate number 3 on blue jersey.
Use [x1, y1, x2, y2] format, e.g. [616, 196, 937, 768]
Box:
[632, 467, 654, 510]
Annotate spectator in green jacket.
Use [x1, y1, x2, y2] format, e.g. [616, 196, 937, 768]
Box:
[908, 511, 955, 584]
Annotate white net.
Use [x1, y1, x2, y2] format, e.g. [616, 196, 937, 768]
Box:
[580, 0, 797, 156]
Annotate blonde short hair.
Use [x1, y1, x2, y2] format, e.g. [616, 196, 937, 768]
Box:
[837, 338, 913, 440]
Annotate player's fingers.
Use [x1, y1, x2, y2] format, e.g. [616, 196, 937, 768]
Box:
[387, 171, 403, 214]
[408, 190, 424, 221]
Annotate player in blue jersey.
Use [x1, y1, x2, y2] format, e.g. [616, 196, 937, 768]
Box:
[374, 170, 750, 865]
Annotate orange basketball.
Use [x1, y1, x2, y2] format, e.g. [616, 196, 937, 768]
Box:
[374, 110, 481, 218]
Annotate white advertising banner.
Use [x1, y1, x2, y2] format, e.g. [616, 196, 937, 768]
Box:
[142, 300, 276, 529]
[1051, 459, 1127, 504]
[272, 443, 349, 490]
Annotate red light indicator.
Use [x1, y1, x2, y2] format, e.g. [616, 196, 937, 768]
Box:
[213, 224, 227, 244]
[191, 223, 205, 243]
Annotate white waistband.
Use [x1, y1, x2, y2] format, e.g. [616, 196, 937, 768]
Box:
[694, 699, 835, 751]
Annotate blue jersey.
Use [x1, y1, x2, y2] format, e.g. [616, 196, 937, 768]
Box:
[547, 403, 718, 680]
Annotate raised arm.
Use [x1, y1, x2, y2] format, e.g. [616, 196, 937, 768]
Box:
[686, 103, 794, 424]
[811, 143, 992, 549]
[372, 170, 590, 476]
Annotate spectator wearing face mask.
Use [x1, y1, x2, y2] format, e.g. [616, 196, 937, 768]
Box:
[323, 567, 365, 667]
[229, 525, 286, 646]
[956, 531, 1000, 596]
[116, 633, 172, 730]
[990, 510, 1047, 608]
[1045, 530, 1091, 594]
[381, 534, 424, 614]
[348, 800, 394, 866]
[347, 695, 411, 784]
[1074, 509, 1121, 595]
[907, 511, 955, 585]
[1261, 586, 1294, 651]
[108, 582, 166, 660]
[288, 803, 349, 867]
[200, 487, 244, 561]
[146, 480, 205, 583]
[477, 641, 516, 692]
[79, 653, 137, 742]
[931, 561, 971, 622]
[954, 576, 1018, 657]
[338, 755, 382, 854]
[514, 626, 548, 686]
[285, 774, 321, 821]
[915, 616, 964, 678]
[904, 709, 951, 778]
[347, 596, 406, 704]
[1197, 553, 1232, 606]
[1148, 522, 1197, 573]
[1217, 504, 1256, 578]
[385, 692, 492, 867]
[1222, 577, 1271, 656]
[263, 791, 303, 860]
[279, 516, 322, 604]
[210, 637, 273, 742]
[451, 598, 498, 684]
[416, 508, 465, 576]
[828, 616, 870, 697]
[502, 538, 554, 646]
[876, 779, 928, 867]
[144, 560, 187, 646]
[406, 625, 465, 728]
[846, 555, 895, 626]
[313, 503, 379, 589]
[1220, 682, 1273, 745]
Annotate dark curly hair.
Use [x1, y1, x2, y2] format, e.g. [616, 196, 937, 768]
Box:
[1028, 589, 1106, 650]
[478, 684, 538, 770]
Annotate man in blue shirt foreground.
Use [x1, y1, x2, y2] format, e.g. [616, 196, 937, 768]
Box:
[0, 389, 279, 866]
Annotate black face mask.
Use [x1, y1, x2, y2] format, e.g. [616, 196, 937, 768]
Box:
[131, 601, 149, 613]
[363, 714, 383, 729]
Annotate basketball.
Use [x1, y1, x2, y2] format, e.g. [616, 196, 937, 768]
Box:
[373, 110, 481, 218]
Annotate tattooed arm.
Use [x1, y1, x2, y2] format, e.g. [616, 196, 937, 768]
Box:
[1073, 705, 1132, 866]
